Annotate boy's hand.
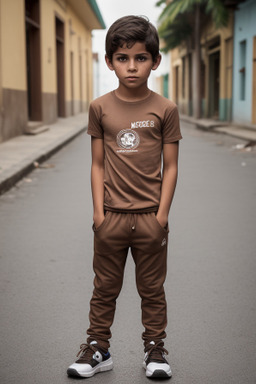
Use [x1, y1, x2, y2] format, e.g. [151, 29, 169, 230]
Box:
[93, 213, 105, 229]
[156, 213, 168, 229]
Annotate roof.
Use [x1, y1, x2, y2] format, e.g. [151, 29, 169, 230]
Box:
[67, 0, 106, 30]
[87, 0, 106, 29]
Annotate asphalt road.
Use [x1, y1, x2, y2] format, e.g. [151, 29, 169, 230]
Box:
[0, 122, 256, 384]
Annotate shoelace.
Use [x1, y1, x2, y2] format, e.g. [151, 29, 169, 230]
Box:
[76, 343, 97, 363]
[145, 341, 168, 363]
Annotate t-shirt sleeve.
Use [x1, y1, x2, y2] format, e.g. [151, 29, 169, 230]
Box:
[87, 102, 104, 139]
[162, 103, 182, 144]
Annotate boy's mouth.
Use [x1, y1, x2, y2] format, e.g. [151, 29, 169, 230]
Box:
[126, 76, 138, 80]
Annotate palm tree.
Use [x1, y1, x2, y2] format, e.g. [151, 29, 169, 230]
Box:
[157, 0, 229, 118]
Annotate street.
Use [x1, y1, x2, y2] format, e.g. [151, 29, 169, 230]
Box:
[0, 122, 256, 384]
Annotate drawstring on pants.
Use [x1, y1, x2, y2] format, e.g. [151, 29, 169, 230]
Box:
[131, 214, 137, 231]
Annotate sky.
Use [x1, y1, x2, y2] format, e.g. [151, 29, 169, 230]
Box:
[92, 0, 168, 97]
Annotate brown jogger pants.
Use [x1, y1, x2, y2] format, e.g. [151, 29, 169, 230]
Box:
[87, 211, 169, 350]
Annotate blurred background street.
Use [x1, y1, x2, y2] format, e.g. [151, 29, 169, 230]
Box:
[0, 122, 256, 384]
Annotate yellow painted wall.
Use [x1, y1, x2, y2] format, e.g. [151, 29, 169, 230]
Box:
[40, 0, 59, 94]
[201, 15, 233, 100]
[65, 5, 93, 104]
[0, 0, 26, 90]
[0, 0, 95, 101]
[0, 0, 103, 141]
[170, 47, 182, 106]
[41, 0, 93, 104]
[170, 12, 234, 118]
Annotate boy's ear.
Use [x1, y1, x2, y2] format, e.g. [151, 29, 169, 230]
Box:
[152, 54, 162, 71]
[105, 55, 114, 71]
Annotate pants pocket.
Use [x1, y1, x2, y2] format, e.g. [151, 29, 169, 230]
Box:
[92, 211, 111, 232]
[151, 213, 169, 234]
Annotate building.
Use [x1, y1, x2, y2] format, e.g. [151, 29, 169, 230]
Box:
[232, 0, 256, 125]
[170, 11, 234, 121]
[165, 0, 256, 125]
[0, 0, 105, 143]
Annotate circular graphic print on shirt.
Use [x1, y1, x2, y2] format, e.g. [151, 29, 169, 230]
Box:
[116, 129, 140, 150]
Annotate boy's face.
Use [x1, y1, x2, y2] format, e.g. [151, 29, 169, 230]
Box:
[105, 42, 161, 91]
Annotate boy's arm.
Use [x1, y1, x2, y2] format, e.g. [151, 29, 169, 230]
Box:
[156, 142, 179, 228]
[91, 137, 105, 228]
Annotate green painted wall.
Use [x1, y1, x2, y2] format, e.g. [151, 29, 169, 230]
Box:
[163, 74, 169, 98]
[219, 98, 232, 121]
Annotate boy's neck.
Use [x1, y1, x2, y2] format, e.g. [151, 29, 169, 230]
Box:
[115, 84, 151, 102]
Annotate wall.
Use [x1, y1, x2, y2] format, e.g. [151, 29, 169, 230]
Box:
[0, 0, 27, 141]
[201, 15, 233, 120]
[64, 5, 92, 116]
[40, 0, 94, 121]
[0, 0, 102, 142]
[41, 0, 58, 123]
[232, 0, 256, 124]
[169, 12, 234, 121]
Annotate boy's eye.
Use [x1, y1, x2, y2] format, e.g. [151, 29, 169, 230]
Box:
[137, 56, 147, 62]
[117, 56, 127, 62]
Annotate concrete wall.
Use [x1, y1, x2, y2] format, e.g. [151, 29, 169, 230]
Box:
[232, 0, 256, 125]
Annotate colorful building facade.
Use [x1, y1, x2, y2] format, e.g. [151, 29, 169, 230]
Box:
[232, 0, 256, 125]
[169, 13, 234, 121]
[0, 0, 105, 142]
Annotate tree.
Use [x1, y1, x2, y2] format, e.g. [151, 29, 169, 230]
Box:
[157, 0, 229, 118]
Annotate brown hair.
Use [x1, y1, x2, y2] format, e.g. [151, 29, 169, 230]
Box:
[105, 15, 160, 63]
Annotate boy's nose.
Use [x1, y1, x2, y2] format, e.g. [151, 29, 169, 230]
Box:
[128, 60, 137, 71]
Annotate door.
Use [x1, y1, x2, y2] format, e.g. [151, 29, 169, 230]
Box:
[25, 0, 42, 121]
[175, 66, 179, 105]
[56, 17, 65, 117]
[225, 38, 233, 121]
[209, 51, 220, 118]
[70, 52, 74, 115]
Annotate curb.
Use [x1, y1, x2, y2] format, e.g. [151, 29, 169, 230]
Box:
[0, 126, 86, 196]
[180, 114, 228, 130]
[180, 115, 256, 143]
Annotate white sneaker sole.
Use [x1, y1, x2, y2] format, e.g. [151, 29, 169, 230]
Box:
[143, 361, 172, 378]
[67, 357, 113, 378]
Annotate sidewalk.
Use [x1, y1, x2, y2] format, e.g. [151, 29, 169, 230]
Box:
[0, 113, 87, 195]
[180, 114, 256, 142]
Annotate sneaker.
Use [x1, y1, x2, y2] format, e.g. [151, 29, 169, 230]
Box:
[67, 341, 113, 378]
[143, 341, 172, 378]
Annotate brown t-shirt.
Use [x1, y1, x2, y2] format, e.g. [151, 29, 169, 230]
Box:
[87, 91, 182, 212]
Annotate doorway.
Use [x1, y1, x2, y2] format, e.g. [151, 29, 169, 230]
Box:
[70, 52, 74, 115]
[25, 0, 42, 121]
[55, 17, 65, 117]
[209, 51, 220, 118]
[188, 54, 193, 115]
[175, 66, 179, 105]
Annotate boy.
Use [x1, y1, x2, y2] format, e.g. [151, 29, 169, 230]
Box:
[67, 15, 182, 379]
